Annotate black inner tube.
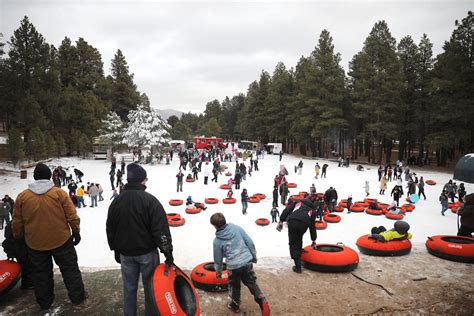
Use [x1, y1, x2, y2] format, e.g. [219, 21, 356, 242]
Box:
[171, 218, 181, 222]
[328, 214, 338, 218]
[174, 275, 197, 315]
[203, 263, 227, 272]
[316, 245, 344, 252]
[440, 236, 474, 244]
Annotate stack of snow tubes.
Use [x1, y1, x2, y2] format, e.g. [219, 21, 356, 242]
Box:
[167, 213, 185, 227]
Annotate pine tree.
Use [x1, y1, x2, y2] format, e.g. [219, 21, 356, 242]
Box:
[55, 134, 66, 157]
[170, 121, 192, 141]
[199, 118, 222, 136]
[123, 105, 170, 150]
[44, 131, 57, 158]
[110, 49, 140, 120]
[349, 21, 403, 163]
[27, 127, 46, 161]
[8, 127, 25, 167]
[98, 111, 124, 151]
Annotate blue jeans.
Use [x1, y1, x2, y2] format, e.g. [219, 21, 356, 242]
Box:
[121, 249, 159, 316]
[90, 196, 98, 207]
[77, 197, 86, 208]
[242, 201, 248, 214]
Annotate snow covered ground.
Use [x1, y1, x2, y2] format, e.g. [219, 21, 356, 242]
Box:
[1, 152, 471, 270]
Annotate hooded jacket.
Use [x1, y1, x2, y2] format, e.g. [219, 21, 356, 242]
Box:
[213, 223, 256, 272]
[12, 180, 80, 251]
[459, 194, 474, 230]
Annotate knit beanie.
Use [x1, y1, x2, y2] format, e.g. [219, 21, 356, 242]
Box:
[33, 163, 52, 180]
[394, 220, 410, 235]
[127, 163, 147, 184]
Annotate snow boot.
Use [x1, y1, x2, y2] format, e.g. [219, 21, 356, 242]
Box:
[227, 301, 240, 313]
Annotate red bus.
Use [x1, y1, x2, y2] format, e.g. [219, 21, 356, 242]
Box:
[193, 136, 226, 150]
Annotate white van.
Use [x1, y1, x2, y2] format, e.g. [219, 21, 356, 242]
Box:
[266, 143, 282, 154]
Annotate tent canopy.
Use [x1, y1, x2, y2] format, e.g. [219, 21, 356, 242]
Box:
[453, 154, 474, 184]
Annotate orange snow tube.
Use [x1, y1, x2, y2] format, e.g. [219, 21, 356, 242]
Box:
[166, 213, 181, 220]
[301, 244, 359, 273]
[287, 183, 297, 188]
[168, 217, 185, 227]
[191, 262, 228, 292]
[315, 220, 328, 230]
[364, 198, 378, 204]
[400, 204, 415, 212]
[0, 260, 21, 297]
[355, 201, 369, 207]
[290, 194, 303, 202]
[149, 264, 200, 315]
[426, 235, 474, 263]
[365, 208, 383, 216]
[356, 235, 412, 256]
[255, 218, 270, 226]
[225, 172, 232, 176]
[205, 198, 219, 204]
[220, 184, 232, 190]
[426, 180, 436, 185]
[378, 203, 389, 210]
[169, 199, 183, 206]
[349, 205, 365, 213]
[324, 214, 341, 223]
[339, 201, 347, 208]
[253, 193, 266, 200]
[248, 196, 260, 203]
[385, 212, 404, 220]
[222, 198, 236, 204]
[334, 206, 344, 213]
[185, 208, 201, 214]
[186, 178, 195, 183]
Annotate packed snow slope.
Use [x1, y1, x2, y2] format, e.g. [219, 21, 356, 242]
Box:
[0, 153, 471, 270]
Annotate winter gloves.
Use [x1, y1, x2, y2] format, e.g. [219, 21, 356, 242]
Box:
[276, 222, 283, 232]
[72, 232, 81, 246]
[114, 250, 121, 264]
[164, 252, 174, 266]
[311, 241, 317, 249]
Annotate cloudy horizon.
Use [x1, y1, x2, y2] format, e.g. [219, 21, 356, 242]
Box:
[2, 0, 471, 114]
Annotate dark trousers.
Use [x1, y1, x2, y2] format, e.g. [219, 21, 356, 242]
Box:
[271, 215, 278, 223]
[235, 182, 240, 190]
[177, 181, 183, 192]
[321, 171, 326, 178]
[418, 189, 426, 200]
[458, 225, 473, 237]
[28, 239, 85, 309]
[228, 263, 263, 305]
[287, 220, 308, 269]
[110, 177, 115, 190]
[204, 176, 208, 185]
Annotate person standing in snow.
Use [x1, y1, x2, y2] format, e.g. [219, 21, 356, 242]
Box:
[279, 150, 283, 161]
[379, 176, 388, 195]
[391, 185, 403, 206]
[346, 195, 353, 213]
[277, 198, 317, 273]
[203, 162, 210, 185]
[310, 184, 316, 195]
[440, 191, 449, 216]
[279, 181, 289, 205]
[12, 163, 85, 309]
[377, 166, 384, 181]
[106, 163, 174, 316]
[321, 164, 328, 178]
[109, 168, 115, 190]
[270, 204, 280, 223]
[418, 177, 426, 200]
[314, 163, 321, 179]
[272, 186, 278, 207]
[89, 183, 99, 208]
[210, 212, 270, 315]
[364, 181, 370, 197]
[76, 185, 86, 208]
[121, 158, 126, 175]
[458, 183, 466, 202]
[241, 189, 249, 215]
[297, 160, 303, 175]
[457, 194, 473, 237]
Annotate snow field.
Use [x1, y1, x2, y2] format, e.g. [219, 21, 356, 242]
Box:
[0, 153, 471, 271]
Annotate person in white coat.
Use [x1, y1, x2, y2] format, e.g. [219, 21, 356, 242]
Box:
[364, 181, 370, 197]
[203, 162, 210, 185]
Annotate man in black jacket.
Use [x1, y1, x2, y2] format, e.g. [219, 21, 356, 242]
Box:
[106, 163, 174, 316]
[276, 198, 317, 273]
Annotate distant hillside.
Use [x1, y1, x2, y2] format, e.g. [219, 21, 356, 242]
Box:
[155, 109, 184, 120]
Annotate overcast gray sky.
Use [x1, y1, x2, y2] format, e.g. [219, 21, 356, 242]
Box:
[1, 0, 471, 113]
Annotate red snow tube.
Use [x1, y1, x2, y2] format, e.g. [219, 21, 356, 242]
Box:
[316, 193, 324, 199]
[334, 206, 344, 213]
[400, 204, 415, 212]
[385, 212, 404, 220]
[169, 199, 183, 206]
[150, 264, 200, 315]
[168, 217, 185, 227]
[448, 202, 461, 209]
[426, 180, 436, 185]
[0, 260, 21, 297]
[425, 235, 474, 263]
[166, 213, 181, 220]
[315, 220, 328, 230]
[225, 172, 232, 176]
[364, 198, 378, 204]
[185, 208, 201, 214]
[253, 193, 266, 200]
[287, 183, 297, 188]
[186, 178, 195, 183]
[191, 262, 228, 292]
[355, 201, 369, 207]
[324, 214, 341, 223]
[248, 196, 260, 203]
[349, 206, 365, 213]
[365, 208, 383, 216]
[299, 191, 308, 197]
[205, 198, 219, 204]
[255, 218, 270, 226]
[291, 194, 302, 202]
[220, 184, 232, 190]
[222, 198, 236, 204]
[301, 244, 359, 273]
[339, 202, 347, 208]
[356, 235, 412, 256]
[378, 203, 389, 209]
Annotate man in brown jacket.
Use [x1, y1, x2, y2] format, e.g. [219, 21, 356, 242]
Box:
[12, 163, 85, 310]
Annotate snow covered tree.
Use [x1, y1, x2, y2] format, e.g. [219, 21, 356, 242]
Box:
[123, 105, 170, 151]
[98, 111, 125, 151]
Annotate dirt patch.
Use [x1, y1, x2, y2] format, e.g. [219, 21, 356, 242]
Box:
[1, 252, 473, 315]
